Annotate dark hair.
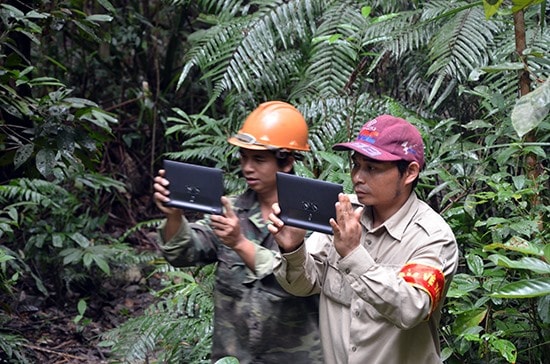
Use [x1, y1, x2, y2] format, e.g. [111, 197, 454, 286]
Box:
[396, 160, 420, 189]
[273, 150, 296, 174]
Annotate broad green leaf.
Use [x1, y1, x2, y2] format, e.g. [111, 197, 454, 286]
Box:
[0, 4, 25, 17]
[26, 10, 49, 20]
[440, 347, 453, 361]
[491, 277, 550, 298]
[511, 79, 550, 138]
[488, 254, 550, 274]
[35, 149, 56, 177]
[27, 77, 65, 87]
[77, 299, 87, 315]
[544, 244, 550, 262]
[14, 144, 34, 169]
[86, 14, 113, 22]
[483, 0, 505, 19]
[511, 0, 544, 12]
[490, 338, 517, 363]
[452, 309, 487, 336]
[0, 253, 15, 264]
[70, 232, 90, 248]
[83, 252, 93, 267]
[93, 255, 111, 275]
[447, 274, 481, 298]
[61, 249, 83, 265]
[64, 97, 98, 107]
[484, 236, 544, 256]
[361, 6, 372, 18]
[467, 254, 485, 276]
[52, 233, 64, 248]
[97, 0, 116, 13]
[538, 295, 550, 323]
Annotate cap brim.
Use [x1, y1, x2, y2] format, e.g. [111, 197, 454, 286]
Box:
[332, 142, 402, 161]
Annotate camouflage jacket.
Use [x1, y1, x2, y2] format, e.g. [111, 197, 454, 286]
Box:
[158, 189, 323, 364]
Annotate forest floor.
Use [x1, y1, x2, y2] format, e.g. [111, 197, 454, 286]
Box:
[3, 242, 164, 364]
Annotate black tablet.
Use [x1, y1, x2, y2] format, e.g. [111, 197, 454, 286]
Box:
[276, 172, 343, 234]
[163, 160, 224, 215]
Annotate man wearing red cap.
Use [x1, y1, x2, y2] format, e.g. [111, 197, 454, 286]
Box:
[268, 115, 459, 364]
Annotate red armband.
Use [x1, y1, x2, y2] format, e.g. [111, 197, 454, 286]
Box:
[398, 263, 445, 315]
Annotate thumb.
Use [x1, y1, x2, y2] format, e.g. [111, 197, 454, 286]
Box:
[271, 202, 281, 215]
[221, 196, 234, 217]
[353, 206, 364, 220]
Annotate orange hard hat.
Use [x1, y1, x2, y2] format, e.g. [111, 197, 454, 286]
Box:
[228, 101, 310, 151]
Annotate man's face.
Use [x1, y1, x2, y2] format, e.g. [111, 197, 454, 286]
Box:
[238, 148, 281, 194]
[350, 153, 408, 208]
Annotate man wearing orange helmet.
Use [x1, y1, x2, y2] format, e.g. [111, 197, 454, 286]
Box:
[153, 101, 322, 363]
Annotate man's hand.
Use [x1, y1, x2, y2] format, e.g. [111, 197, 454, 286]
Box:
[329, 193, 363, 257]
[153, 169, 182, 218]
[210, 196, 246, 249]
[268, 202, 307, 253]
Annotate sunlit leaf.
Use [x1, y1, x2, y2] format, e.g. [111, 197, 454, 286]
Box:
[511, 0, 544, 12]
[488, 254, 550, 274]
[93, 255, 111, 275]
[490, 338, 517, 363]
[467, 254, 485, 276]
[511, 79, 550, 138]
[14, 144, 34, 169]
[484, 236, 544, 256]
[35, 149, 56, 177]
[491, 277, 550, 298]
[452, 309, 487, 335]
[483, 0, 504, 19]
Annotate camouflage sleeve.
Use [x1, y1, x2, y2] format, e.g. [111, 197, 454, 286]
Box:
[157, 215, 218, 267]
[253, 245, 277, 279]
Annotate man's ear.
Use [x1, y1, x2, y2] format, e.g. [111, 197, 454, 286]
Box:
[281, 156, 295, 173]
[405, 162, 420, 184]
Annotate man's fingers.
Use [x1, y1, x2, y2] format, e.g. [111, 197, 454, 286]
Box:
[221, 196, 235, 217]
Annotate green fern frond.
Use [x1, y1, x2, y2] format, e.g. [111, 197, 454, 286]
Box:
[179, 0, 324, 106]
[297, 2, 367, 98]
[102, 265, 215, 363]
[362, 9, 425, 60]
[298, 95, 390, 169]
[0, 331, 31, 364]
[0, 178, 70, 209]
[425, 3, 503, 106]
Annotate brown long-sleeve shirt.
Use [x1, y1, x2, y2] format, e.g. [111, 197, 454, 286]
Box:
[274, 193, 459, 364]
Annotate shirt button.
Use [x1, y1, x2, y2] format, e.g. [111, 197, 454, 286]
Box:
[354, 310, 360, 317]
[351, 346, 357, 352]
[366, 239, 372, 245]
[345, 268, 350, 274]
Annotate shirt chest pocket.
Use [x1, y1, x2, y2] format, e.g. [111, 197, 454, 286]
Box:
[216, 245, 246, 297]
[321, 261, 354, 307]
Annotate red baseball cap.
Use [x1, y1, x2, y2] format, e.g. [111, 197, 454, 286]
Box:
[332, 114, 425, 168]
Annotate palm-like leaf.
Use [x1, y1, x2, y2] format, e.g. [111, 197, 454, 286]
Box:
[178, 0, 324, 110]
[296, 2, 366, 98]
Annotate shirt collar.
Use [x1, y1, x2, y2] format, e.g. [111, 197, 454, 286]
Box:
[233, 189, 266, 229]
[361, 192, 419, 241]
[233, 188, 258, 210]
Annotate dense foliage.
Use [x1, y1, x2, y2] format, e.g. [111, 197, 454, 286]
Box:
[1, 0, 548, 363]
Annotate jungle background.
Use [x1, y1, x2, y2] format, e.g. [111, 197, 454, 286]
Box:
[1, 0, 549, 363]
